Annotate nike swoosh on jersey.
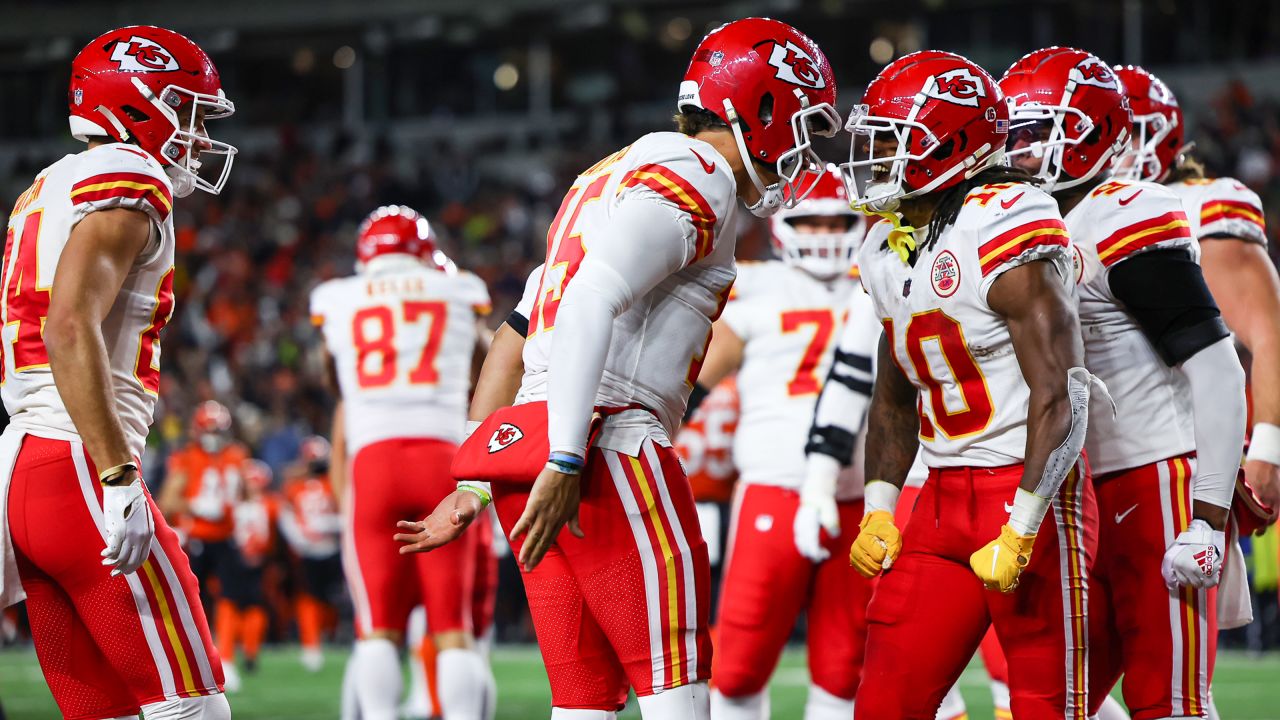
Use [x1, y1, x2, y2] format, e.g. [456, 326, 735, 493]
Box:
[1004, 502, 1015, 514]
[690, 149, 716, 175]
[1115, 503, 1139, 523]
[999, 192, 1026, 209]
[1118, 190, 1143, 206]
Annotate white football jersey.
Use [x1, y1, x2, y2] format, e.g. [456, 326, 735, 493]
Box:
[311, 259, 490, 454]
[859, 183, 1073, 469]
[1167, 177, 1267, 247]
[1069, 180, 1198, 475]
[516, 132, 740, 443]
[720, 260, 857, 493]
[2, 143, 177, 457]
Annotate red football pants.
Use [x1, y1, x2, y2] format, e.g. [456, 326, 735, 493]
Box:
[1089, 455, 1216, 719]
[7, 435, 223, 720]
[898, 485, 1012, 693]
[714, 483, 871, 699]
[344, 437, 476, 637]
[856, 461, 1096, 720]
[493, 437, 711, 710]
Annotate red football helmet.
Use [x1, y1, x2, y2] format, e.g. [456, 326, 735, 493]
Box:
[68, 26, 236, 197]
[770, 166, 863, 279]
[840, 51, 1009, 212]
[1112, 65, 1184, 183]
[679, 18, 840, 217]
[356, 206, 455, 274]
[192, 400, 232, 435]
[242, 459, 274, 493]
[999, 47, 1131, 192]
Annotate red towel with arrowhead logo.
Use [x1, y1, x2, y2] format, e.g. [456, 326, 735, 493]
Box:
[451, 401, 611, 487]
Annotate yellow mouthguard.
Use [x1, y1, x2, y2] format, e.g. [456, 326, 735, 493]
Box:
[860, 208, 918, 264]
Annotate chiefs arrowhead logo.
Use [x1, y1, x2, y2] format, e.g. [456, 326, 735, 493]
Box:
[765, 40, 826, 90]
[487, 423, 524, 453]
[1071, 59, 1119, 90]
[110, 36, 180, 73]
[925, 69, 986, 108]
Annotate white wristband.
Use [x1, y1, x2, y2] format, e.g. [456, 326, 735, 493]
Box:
[1247, 423, 1280, 466]
[863, 480, 901, 514]
[1007, 488, 1052, 536]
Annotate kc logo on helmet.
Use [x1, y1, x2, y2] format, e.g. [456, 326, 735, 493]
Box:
[110, 36, 180, 73]
[488, 423, 524, 453]
[925, 69, 986, 107]
[765, 40, 826, 89]
[1071, 59, 1118, 90]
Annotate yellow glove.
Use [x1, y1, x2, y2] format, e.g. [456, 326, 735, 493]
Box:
[849, 510, 902, 578]
[970, 524, 1037, 592]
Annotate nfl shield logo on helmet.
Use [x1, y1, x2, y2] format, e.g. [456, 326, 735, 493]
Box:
[488, 423, 524, 453]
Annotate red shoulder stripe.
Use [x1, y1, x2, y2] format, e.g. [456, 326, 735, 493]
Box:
[978, 218, 1069, 276]
[621, 164, 717, 262]
[1097, 211, 1191, 266]
[1201, 200, 1265, 232]
[70, 172, 172, 220]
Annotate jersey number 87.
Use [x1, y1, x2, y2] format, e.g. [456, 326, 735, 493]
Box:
[352, 300, 447, 388]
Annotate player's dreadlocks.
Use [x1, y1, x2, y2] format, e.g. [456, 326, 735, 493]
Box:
[921, 165, 1040, 252]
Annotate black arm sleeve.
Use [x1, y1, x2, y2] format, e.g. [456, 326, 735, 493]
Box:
[505, 310, 530, 339]
[1107, 248, 1230, 366]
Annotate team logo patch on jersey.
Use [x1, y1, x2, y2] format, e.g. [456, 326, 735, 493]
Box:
[488, 423, 525, 453]
[931, 250, 960, 297]
[764, 40, 826, 89]
[1072, 245, 1085, 284]
[111, 36, 180, 72]
[925, 69, 985, 108]
[1070, 58, 1118, 90]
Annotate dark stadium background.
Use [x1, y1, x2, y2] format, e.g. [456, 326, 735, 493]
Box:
[1, 0, 1279, 716]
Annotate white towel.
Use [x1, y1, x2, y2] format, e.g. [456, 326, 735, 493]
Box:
[1217, 520, 1253, 630]
[0, 428, 27, 609]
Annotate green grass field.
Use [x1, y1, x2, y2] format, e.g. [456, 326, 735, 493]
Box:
[1, 646, 1277, 718]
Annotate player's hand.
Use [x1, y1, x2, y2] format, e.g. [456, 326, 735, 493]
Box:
[1161, 519, 1226, 589]
[509, 465, 584, 572]
[794, 455, 841, 562]
[395, 489, 485, 554]
[1244, 459, 1280, 520]
[970, 524, 1035, 593]
[100, 475, 154, 576]
[849, 510, 901, 578]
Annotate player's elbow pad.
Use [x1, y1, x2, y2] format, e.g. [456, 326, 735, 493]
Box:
[1107, 249, 1231, 366]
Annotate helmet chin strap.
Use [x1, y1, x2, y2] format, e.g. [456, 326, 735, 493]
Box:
[723, 99, 783, 218]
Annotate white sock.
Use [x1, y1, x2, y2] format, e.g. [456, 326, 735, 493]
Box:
[352, 638, 402, 720]
[437, 647, 488, 720]
[989, 680, 1011, 717]
[405, 607, 432, 715]
[936, 682, 967, 720]
[482, 657, 498, 720]
[550, 709, 617, 719]
[140, 694, 232, 720]
[340, 652, 361, 720]
[804, 683, 853, 720]
[1091, 695, 1130, 720]
[639, 683, 710, 720]
[711, 688, 768, 720]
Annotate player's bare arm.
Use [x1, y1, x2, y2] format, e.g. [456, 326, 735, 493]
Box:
[1201, 237, 1280, 513]
[45, 206, 151, 479]
[987, 259, 1084, 499]
[321, 348, 350, 507]
[396, 319, 526, 554]
[157, 467, 190, 518]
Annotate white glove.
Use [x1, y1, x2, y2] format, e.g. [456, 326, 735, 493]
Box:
[1161, 518, 1226, 590]
[794, 455, 841, 562]
[189, 493, 225, 521]
[100, 480, 155, 576]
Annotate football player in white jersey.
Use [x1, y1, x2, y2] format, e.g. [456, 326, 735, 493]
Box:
[685, 169, 868, 720]
[395, 17, 840, 720]
[1001, 47, 1247, 720]
[310, 206, 492, 720]
[843, 51, 1097, 719]
[1113, 65, 1280, 527]
[0, 25, 235, 720]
